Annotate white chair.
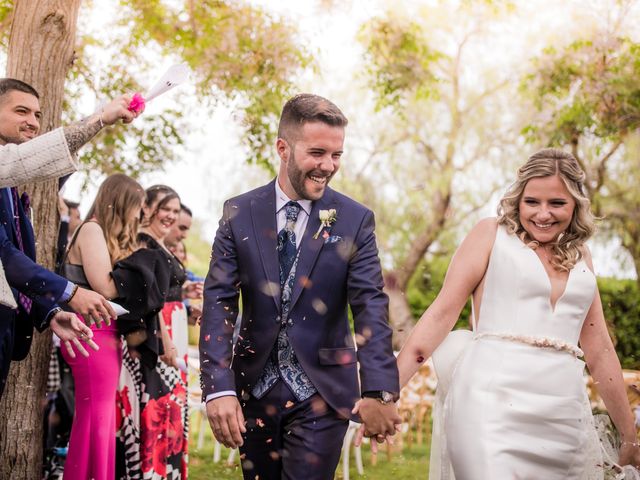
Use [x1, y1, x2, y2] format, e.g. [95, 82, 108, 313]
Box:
[340, 420, 364, 479]
[186, 352, 228, 463]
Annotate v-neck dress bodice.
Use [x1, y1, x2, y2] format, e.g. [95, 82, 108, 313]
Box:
[443, 224, 603, 480]
[476, 224, 596, 344]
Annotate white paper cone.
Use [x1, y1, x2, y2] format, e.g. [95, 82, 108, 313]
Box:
[108, 301, 130, 317]
[145, 63, 190, 102]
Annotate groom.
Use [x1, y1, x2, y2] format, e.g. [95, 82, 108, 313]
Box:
[200, 94, 400, 479]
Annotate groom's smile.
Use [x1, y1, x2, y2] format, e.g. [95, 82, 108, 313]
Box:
[278, 121, 344, 201]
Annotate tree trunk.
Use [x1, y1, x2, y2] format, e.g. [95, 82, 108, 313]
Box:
[385, 273, 417, 349]
[0, 1, 80, 477]
[385, 183, 453, 350]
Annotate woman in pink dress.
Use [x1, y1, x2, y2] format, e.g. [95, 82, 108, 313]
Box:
[60, 174, 145, 480]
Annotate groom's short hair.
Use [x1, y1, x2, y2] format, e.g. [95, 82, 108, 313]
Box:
[277, 93, 348, 143]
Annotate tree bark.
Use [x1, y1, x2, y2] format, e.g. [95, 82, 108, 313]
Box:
[0, 1, 80, 477]
[385, 173, 453, 349]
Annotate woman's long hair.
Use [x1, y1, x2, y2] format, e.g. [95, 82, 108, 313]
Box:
[497, 148, 596, 271]
[84, 174, 145, 264]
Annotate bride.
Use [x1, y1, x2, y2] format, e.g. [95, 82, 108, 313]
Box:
[395, 148, 640, 479]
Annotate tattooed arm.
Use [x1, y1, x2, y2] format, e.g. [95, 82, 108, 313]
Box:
[63, 95, 140, 155]
[63, 115, 102, 155]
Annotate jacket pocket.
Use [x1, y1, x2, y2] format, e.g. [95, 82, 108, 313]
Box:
[318, 347, 356, 366]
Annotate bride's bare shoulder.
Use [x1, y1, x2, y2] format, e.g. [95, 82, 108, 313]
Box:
[465, 217, 499, 245]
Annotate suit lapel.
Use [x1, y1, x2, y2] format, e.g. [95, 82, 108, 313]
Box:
[250, 181, 281, 311]
[289, 188, 337, 311]
[0, 188, 16, 241]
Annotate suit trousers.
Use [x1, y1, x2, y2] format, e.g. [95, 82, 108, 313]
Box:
[239, 380, 349, 480]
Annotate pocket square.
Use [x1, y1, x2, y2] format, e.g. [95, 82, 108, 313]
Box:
[324, 235, 342, 244]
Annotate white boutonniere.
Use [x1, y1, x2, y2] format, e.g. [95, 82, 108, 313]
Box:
[313, 208, 337, 239]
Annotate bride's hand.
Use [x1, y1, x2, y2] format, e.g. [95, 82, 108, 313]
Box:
[352, 399, 397, 453]
[618, 441, 640, 469]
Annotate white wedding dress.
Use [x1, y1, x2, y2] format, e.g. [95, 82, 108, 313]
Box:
[435, 225, 604, 479]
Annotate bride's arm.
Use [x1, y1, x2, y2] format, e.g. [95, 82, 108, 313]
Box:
[579, 248, 640, 466]
[396, 218, 497, 389]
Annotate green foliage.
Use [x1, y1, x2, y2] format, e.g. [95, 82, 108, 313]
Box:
[0, 0, 13, 45]
[120, 0, 313, 173]
[598, 277, 640, 370]
[522, 37, 640, 145]
[359, 16, 441, 110]
[406, 253, 472, 330]
[3, 1, 310, 178]
[183, 220, 214, 278]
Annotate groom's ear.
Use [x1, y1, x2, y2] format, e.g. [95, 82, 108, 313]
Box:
[276, 137, 290, 162]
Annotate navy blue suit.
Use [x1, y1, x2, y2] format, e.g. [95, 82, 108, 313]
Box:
[200, 181, 398, 478]
[0, 188, 67, 396]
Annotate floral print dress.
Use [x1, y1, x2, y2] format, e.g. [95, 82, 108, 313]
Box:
[116, 233, 189, 479]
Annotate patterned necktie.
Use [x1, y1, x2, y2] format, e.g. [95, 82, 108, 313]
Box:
[277, 201, 301, 289]
[11, 187, 32, 313]
[252, 200, 317, 401]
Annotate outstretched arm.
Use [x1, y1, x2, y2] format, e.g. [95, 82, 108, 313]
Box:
[0, 95, 141, 188]
[63, 95, 139, 154]
[395, 218, 496, 389]
[580, 248, 640, 467]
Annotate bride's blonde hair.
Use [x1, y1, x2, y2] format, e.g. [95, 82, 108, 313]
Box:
[497, 148, 596, 271]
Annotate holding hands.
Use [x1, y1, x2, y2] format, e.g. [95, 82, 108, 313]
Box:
[352, 396, 402, 452]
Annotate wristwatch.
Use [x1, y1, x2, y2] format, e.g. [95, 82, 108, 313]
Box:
[362, 390, 396, 405]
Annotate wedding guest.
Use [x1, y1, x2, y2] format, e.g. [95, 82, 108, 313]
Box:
[169, 240, 203, 324]
[117, 185, 198, 479]
[164, 203, 193, 248]
[0, 77, 142, 397]
[60, 173, 145, 480]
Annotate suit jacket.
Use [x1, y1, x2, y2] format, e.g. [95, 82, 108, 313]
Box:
[0, 189, 67, 360]
[0, 128, 76, 188]
[200, 180, 398, 420]
[0, 127, 77, 309]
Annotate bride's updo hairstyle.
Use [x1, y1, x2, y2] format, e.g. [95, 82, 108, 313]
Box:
[497, 148, 596, 272]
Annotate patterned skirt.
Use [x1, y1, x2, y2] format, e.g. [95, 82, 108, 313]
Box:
[116, 302, 189, 479]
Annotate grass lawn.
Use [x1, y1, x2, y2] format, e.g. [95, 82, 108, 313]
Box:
[187, 415, 430, 479]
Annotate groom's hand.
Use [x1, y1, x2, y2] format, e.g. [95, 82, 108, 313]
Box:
[206, 396, 246, 449]
[353, 398, 401, 441]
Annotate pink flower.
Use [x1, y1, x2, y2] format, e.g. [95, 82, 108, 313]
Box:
[128, 93, 145, 113]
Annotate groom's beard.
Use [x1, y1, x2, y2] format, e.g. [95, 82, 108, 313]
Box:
[287, 150, 333, 201]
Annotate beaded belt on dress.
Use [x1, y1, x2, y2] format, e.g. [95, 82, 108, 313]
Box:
[475, 332, 584, 357]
